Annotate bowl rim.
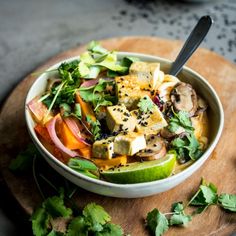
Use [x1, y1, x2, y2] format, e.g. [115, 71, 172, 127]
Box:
[25, 52, 224, 188]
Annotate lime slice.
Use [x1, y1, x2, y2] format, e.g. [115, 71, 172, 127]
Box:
[100, 153, 176, 184]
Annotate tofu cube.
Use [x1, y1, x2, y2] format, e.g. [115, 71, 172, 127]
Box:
[129, 61, 163, 90]
[92, 137, 115, 159]
[114, 132, 146, 156]
[131, 105, 168, 135]
[115, 75, 150, 109]
[106, 104, 136, 133]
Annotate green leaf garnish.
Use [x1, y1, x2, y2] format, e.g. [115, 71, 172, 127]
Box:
[137, 95, 154, 113]
[83, 203, 111, 232]
[169, 202, 192, 226]
[146, 209, 169, 236]
[218, 194, 236, 212]
[31, 207, 50, 236]
[43, 195, 72, 219]
[95, 223, 124, 236]
[67, 217, 88, 236]
[9, 143, 40, 172]
[68, 158, 99, 179]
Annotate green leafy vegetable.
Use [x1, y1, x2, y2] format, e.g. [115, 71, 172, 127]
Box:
[167, 110, 202, 161]
[9, 143, 40, 172]
[95, 223, 124, 236]
[86, 115, 101, 140]
[68, 158, 99, 179]
[189, 179, 218, 213]
[146, 209, 169, 236]
[31, 207, 50, 236]
[218, 194, 236, 212]
[138, 95, 154, 113]
[169, 202, 192, 226]
[171, 133, 202, 161]
[79, 78, 116, 112]
[168, 111, 193, 133]
[83, 203, 111, 232]
[66, 217, 88, 236]
[43, 196, 72, 219]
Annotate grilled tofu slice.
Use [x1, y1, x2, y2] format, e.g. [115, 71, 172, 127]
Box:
[131, 105, 167, 135]
[129, 61, 164, 90]
[106, 104, 136, 133]
[92, 136, 115, 159]
[115, 75, 149, 109]
[114, 132, 146, 156]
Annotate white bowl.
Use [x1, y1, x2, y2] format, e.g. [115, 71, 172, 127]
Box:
[25, 52, 224, 198]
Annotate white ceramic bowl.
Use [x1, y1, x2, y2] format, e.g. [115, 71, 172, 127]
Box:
[25, 52, 224, 198]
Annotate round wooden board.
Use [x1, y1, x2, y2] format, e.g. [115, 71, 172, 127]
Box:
[1, 36, 236, 235]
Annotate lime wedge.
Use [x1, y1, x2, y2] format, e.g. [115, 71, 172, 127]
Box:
[100, 153, 176, 184]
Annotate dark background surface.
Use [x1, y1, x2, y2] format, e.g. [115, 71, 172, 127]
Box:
[0, 0, 235, 235]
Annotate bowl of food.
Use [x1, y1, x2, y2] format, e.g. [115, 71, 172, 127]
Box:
[25, 41, 224, 198]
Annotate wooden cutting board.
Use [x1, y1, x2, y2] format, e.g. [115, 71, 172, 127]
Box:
[1, 36, 236, 235]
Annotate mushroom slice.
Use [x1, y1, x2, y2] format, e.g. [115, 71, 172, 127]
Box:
[170, 82, 198, 117]
[136, 135, 166, 160]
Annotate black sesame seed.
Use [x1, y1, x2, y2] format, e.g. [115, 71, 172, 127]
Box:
[143, 96, 147, 100]
[125, 94, 128, 97]
[109, 147, 112, 150]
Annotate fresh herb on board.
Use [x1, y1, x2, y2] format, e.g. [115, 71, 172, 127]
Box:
[9, 143, 40, 172]
[9, 145, 236, 236]
[146, 178, 236, 236]
[31, 192, 123, 236]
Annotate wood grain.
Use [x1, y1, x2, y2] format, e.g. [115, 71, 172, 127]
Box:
[1, 36, 236, 235]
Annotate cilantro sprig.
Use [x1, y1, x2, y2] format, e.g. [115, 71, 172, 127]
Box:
[168, 110, 202, 161]
[31, 193, 123, 236]
[146, 178, 236, 236]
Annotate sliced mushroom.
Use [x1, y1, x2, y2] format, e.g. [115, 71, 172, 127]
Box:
[160, 126, 185, 139]
[170, 82, 198, 117]
[195, 96, 208, 116]
[136, 135, 166, 161]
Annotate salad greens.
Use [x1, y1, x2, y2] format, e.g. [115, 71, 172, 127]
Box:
[41, 41, 137, 115]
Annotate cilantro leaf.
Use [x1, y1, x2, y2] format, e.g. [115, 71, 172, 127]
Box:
[188, 179, 218, 214]
[169, 202, 192, 226]
[43, 196, 72, 219]
[95, 223, 123, 236]
[9, 143, 39, 172]
[31, 207, 50, 236]
[67, 216, 88, 236]
[146, 208, 169, 236]
[168, 111, 194, 133]
[83, 203, 111, 232]
[218, 194, 236, 212]
[86, 115, 101, 140]
[137, 96, 154, 113]
[171, 133, 202, 161]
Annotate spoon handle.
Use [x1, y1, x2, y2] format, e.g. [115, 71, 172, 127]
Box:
[169, 15, 213, 76]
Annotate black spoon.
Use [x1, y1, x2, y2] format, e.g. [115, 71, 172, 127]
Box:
[169, 15, 213, 76]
